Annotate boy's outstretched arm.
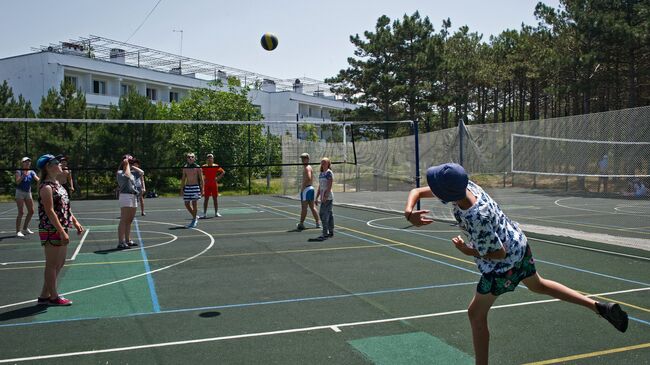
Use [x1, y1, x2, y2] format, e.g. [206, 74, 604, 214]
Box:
[404, 187, 435, 226]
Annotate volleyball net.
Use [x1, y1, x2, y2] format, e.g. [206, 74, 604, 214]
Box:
[0, 118, 415, 198]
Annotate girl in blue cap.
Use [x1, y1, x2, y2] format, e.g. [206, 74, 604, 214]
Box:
[36, 154, 84, 306]
[404, 163, 628, 365]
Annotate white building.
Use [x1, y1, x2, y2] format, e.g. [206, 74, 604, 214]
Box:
[0, 36, 358, 121]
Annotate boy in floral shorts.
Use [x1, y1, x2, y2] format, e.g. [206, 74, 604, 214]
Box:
[404, 163, 628, 365]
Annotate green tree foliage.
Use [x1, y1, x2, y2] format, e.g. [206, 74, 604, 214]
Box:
[157, 86, 267, 190]
[329, 0, 649, 129]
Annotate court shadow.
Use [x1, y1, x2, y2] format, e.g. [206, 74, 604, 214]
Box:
[0, 235, 19, 242]
[199, 311, 221, 318]
[307, 237, 327, 242]
[94, 248, 126, 255]
[0, 305, 47, 321]
[168, 226, 187, 230]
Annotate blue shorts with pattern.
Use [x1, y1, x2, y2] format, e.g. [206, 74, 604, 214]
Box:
[477, 245, 536, 296]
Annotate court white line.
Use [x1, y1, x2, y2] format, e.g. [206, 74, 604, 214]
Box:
[0, 286, 647, 363]
[70, 229, 89, 261]
[532, 237, 650, 261]
[0, 218, 214, 310]
[0, 207, 16, 216]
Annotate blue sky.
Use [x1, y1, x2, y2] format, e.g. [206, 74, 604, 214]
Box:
[0, 0, 560, 81]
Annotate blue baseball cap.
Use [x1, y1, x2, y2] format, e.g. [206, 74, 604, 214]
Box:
[425, 163, 468, 203]
[36, 154, 59, 169]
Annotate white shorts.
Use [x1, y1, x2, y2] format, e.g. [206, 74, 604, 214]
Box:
[119, 193, 138, 208]
[15, 189, 32, 200]
[300, 186, 315, 201]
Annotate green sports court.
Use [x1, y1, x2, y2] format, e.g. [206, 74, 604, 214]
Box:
[0, 191, 648, 364]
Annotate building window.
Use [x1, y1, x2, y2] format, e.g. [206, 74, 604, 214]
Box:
[64, 76, 78, 89]
[93, 80, 106, 95]
[120, 84, 128, 96]
[169, 91, 179, 102]
[146, 88, 157, 101]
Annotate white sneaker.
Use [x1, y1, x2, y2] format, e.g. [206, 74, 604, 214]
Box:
[22, 228, 34, 235]
[16, 231, 25, 238]
[198, 213, 207, 219]
[215, 212, 222, 217]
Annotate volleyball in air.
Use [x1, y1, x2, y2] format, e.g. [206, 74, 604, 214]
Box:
[261, 33, 278, 51]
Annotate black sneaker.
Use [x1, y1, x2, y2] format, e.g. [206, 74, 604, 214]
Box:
[596, 302, 628, 333]
[37, 297, 49, 305]
[127, 240, 139, 247]
[327, 232, 334, 238]
[117, 241, 130, 250]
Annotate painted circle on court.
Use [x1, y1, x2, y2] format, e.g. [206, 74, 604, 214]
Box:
[366, 216, 458, 233]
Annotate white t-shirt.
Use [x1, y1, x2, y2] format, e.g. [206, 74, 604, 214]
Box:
[453, 181, 527, 274]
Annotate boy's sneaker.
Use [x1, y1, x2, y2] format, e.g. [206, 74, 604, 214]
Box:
[327, 232, 334, 238]
[141, 212, 146, 216]
[16, 231, 25, 238]
[198, 213, 207, 219]
[189, 219, 198, 228]
[37, 297, 49, 305]
[297, 223, 305, 231]
[22, 228, 34, 235]
[117, 241, 130, 249]
[315, 222, 321, 228]
[596, 302, 628, 332]
[48, 296, 72, 306]
[127, 240, 139, 247]
[215, 212, 222, 217]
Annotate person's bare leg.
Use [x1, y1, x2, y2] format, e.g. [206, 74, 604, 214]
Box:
[300, 201, 308, 224]
[202, 196, 209, 216]
[308, 201, 319, 225]
[15, 199, 24, 233]
[42, 245, 61, 299]
[522, 273, 597, 312]
[23, 198, 35, 230]
[467, 292, 498, 365]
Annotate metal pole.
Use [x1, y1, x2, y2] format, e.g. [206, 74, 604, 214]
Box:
[459, 119, 465, 166]
[23, 121, 28, 156]
[85, 122, 89, 200]
[414, 120, 421, 210]
[248, 115, 251, 195]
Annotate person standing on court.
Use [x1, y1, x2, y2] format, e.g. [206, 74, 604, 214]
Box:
[132, 159, 147, 216]
[200, 153, 225, 218]
[598, 154, 608, 193]
[116, 155, 142, 249]
[315, 157, 334, 240]
[36, 154, 83, 306]
[297, 152, 320, 230]
[15, 156, 39, 238]
[404, 163, 628, 365]
[181, 152, 203, 228]
[56, 154, 75, 197]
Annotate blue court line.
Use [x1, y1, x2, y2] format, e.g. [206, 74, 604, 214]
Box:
[534, 259, 650, 286]
[251, 200, 479, 275]
[258, 198, 650, 287]
[135, 219, 160, 313]
[0, 281, 476, 328]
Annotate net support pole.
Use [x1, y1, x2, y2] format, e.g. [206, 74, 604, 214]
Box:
[343, 124, 347, 192]
[414, 120, 421, 210]
[247, 118, 252, 195]
[23, 121, 27, 156]
[459, 119, 465, 166]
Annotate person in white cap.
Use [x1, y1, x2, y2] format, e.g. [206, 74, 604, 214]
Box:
[297, 153, 320, 230]
[15, 157, 39, 238]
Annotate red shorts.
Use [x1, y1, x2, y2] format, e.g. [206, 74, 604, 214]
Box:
[204, 183, 218, 197]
